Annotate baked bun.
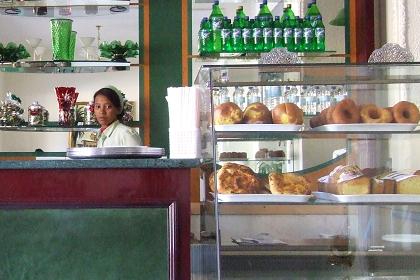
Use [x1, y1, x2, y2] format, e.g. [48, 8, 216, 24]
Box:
[214, 102, 243, 125]
[209, 163, 263, 194]
[243, 102, 272, 124]
[269, 172, 311, 195]
[272, 103, 304, 125]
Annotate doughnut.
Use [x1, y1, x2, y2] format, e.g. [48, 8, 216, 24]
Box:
[360, 104, 393, 123]
[392, 101, 420, 124]
[332, 99, 360, 124]
[272, 103, 304, 125]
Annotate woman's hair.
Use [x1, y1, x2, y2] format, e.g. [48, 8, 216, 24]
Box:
[94, 87, 124, 120]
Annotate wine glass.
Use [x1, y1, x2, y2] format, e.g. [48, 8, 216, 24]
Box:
[34, 46, 46, 61]
[25, 38, 42, 61]
[79, 36, 95, 60]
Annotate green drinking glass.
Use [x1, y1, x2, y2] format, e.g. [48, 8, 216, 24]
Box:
[50, 18, 73, 60]
[68, 31, 77, 61]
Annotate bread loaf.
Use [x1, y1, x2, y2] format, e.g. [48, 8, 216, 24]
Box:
[318, 165, 371, 195]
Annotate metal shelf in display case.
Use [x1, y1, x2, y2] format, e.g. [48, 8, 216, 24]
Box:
[0, 60, 130, 73]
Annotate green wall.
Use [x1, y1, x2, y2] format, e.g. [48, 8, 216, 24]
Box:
[149, 1, 184, 151]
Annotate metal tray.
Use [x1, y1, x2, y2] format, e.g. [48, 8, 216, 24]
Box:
[215, 124, 304, 132]
[66, 146, 165, 159]
[217, 194, 312, 203]
[311, 123, 418, 132]
[313, 192, 420, 203]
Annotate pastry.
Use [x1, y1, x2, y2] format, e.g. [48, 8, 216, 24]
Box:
[214, 102, 243, 125]
[209, 163, 263, 194]
[272, 103, 304, 125]
[243, 102, 272, 124]
[319, 165, 370, 195]
[392, 101, 420, 124]
[360, 104, 393, 123]
[269, 172, 311, 195]
[331, 99, 360, 124]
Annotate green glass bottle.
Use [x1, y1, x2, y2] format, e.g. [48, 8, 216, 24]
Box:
[314, 15, 325, 52]
[221, 17, 233, 52]
[293, 16, 303, 52]
[302, 16, 314, 52]
[259, 0, 274, 51]
[198, 17, 213, 54]
[232, 16, 243, 52]
[242, 16, 254, 52]
[209, 0, 224, 53]
[252, 16, 263, 52]
[236, 5, 247, 28]
[273, 16, 284, 48]
[283, 16, 295, 52]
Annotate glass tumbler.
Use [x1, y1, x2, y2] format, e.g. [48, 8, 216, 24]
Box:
[50, 18, 73, 60]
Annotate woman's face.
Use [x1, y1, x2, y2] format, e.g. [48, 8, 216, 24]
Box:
[94, 94, 119, 128]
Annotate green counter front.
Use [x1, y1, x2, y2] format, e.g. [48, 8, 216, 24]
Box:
[0, 158, 200, 280]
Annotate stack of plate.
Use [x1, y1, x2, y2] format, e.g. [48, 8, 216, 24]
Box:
[66, 146, 165, 159]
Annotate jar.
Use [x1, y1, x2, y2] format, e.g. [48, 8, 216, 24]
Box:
[28, 101, 45, 126]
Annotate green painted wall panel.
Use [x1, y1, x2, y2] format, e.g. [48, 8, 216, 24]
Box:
[149, 1, 183, 151]
[0, 208, 168, 280]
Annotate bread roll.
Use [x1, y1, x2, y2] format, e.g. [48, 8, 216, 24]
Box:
[243, 102, 272, 124]
[214, 102, 243, 125]
[272, 103, 303, 125]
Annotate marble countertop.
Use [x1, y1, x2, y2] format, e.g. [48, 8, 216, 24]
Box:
[0, 158, 201, 169]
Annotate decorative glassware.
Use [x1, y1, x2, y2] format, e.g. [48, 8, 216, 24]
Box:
[79, 36, 95, 60]
[25, 38, 42, 61]
[55, 87, 79, 126]
[68, 31, 77, 61]
[50, 18, 73, 60]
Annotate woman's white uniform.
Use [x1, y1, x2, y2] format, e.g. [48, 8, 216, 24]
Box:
[97, 120, 142, 147]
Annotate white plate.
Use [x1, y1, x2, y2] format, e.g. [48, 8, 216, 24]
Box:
[217, 194, 312, 203]
[313, 192, 420, 203]
[215, 124, 304, 132]
[311, 123, 418, 132]
[382, 234, 420, 243]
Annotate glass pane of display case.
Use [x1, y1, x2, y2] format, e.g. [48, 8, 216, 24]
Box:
[196, 62, 420, 279]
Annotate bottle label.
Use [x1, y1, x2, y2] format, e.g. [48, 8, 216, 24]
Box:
[232, 28, 242, 39]
[303, 28, 314, 39]
[243, 28, 252, 39]
[263, 28, 273, 38]
[252, 28, 263, 38]
[221, 29, 232, 39]
[284, 27, 293, 38]
[294, 28, 303, 38]
[274, 28, 283, 38]
[211, 18, 223, 30]
[200, 29, 211, 40]
[315, 28, 325, 39]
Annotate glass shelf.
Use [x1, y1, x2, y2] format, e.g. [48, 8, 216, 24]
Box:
[0, 0, 130, 17]
[0, 61, 130, 73]
[190, 51, 346, 60]
[0, 121, 141, 132]
[215, 130, 420, 141]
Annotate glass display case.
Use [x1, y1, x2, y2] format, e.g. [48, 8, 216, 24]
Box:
[195, 63, 420, 279]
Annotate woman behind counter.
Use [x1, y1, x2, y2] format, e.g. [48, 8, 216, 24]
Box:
[94, 86, 142, 147]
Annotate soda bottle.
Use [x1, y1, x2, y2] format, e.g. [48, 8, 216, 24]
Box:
[209, 0, 224, 53]
[273, 16, 284, 48]
[198, 17, 213, 54]
[283, 16, 295, 52]
[307, 0, 321, 27]
[302, 16, 314, 52]
[280, 7, 288, 23]
[258, 0, 274, 51]
[236, 5, 247, 28]
[314, 15, 325, 51]
[293, 16, 303, 52]
[242, 16, 254, 52]
[232, 16, 244, 52]
[285, 4, 296, 20]
[221, 17, 233, 52]
[252, 16, 264, 52]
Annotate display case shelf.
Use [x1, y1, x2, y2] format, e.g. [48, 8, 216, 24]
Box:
[190, 51, 345, 61]
[0, 121, 141, 132]
[0, 61, 130, 73]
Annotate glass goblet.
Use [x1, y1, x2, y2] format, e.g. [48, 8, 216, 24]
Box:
[79, 36, 95, 60]
[25, 38, 42, 61]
